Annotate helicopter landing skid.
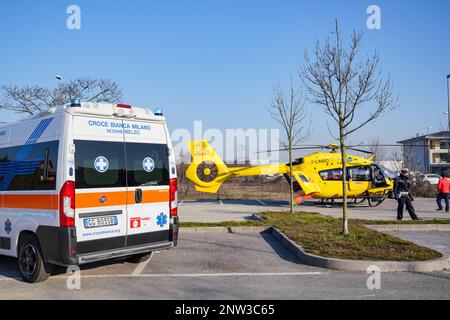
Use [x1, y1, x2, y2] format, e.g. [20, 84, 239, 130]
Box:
[315, 195, 388, 208]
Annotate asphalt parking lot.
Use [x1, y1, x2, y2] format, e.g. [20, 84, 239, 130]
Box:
[178, 198, 450, 222]
[1, 228, 449, 300]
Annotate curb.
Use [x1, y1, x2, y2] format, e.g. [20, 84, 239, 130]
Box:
[181, 226, 269, 234]
[365, 224, 450, 232]
[269, 227, 450, 272]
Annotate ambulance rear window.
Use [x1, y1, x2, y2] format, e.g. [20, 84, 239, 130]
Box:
[74, 140, 169, 189]
[125, 142, 169, 186]
[74, 140, 127, 189]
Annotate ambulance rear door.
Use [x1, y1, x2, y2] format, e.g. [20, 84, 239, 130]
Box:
[72, 115, 128, 254]
[122, 119, 171, 246]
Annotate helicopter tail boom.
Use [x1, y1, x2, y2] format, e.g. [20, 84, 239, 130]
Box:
[186, 140, 288, 193]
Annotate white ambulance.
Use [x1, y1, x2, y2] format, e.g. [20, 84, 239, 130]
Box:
[0, 100, 178, 283]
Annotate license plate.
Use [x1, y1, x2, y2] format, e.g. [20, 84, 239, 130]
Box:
[83, 216, 118, 229]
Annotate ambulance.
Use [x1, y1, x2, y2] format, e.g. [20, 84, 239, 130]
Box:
[0, 100, 178, 283]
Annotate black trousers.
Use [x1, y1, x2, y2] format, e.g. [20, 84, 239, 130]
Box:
[397, 196, 417, 220]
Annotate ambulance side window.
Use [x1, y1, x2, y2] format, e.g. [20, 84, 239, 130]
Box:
[74, 140, 126, 189]
[0, 147, 7, 184]
[125, 142, 170, 186]
[1, 141, 59, 191]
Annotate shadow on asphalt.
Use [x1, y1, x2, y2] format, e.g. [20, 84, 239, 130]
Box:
[51, 257, 131, 276]
[0, 253, 133, 280]
[0, 255, 21, 281]
[260, 230, 303, 265]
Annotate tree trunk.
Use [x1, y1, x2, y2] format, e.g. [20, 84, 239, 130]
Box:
[289, 147, 294, 214]
[340, 132, 349, 235]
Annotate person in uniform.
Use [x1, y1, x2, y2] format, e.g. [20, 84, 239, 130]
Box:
[394, 168, 421, 221]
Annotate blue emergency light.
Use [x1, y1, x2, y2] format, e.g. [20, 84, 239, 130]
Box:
[154, 109, 163, 116]
[70, 99, 81, 107]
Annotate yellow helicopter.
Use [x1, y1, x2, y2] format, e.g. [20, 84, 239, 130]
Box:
[185, 140, 394, 206]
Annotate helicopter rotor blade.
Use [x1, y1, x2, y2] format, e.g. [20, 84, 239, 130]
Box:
[347, 147, 374, 154]
[255, 146, 325, 153]
[347, 144, 438, 147]
[256, 142, 442, 154]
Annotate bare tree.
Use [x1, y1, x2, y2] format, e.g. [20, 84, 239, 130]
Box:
[368, 137, 387, 163]
[0, 78, 122, 115]
[270, 78, 310, 213]
[387, 147, 405, 173]
[301, 20, 397, 234]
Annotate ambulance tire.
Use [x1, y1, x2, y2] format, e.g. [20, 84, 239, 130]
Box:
[127, 252, 153, 263]
[18, 234, 54, 283]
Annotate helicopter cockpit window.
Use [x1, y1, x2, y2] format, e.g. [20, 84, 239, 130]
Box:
[348, 166, 371, 181]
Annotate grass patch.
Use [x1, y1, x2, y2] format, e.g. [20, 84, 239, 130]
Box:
[259, 212, 442, 261]
[181, 211, 444, 261]
[279, 223, 440, 261]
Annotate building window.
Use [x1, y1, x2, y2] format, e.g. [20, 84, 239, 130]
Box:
[440, 140, 450, 150]
[440, 153, 450, 164]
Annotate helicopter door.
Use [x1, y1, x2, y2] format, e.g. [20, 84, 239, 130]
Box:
[347, 166, 371, 194]
[371, 165, 389, 188]
[292, 172, 320, 195]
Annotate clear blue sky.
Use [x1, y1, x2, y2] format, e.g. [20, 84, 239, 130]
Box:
[0, 0, 449, 148]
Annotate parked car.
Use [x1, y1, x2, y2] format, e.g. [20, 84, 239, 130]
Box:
[420, 174, 441, 185]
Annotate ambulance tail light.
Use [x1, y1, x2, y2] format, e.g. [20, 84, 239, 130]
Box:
[60, 181, 75, 227]
[169, 178, 178, 217]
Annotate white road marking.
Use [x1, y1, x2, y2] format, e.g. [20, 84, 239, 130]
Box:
[256, 200, 266, 206]
[131, 252, 155, 276]
[0, 271, 325, 282]
[179, 200, 184, 205]
[354, 294, 377, 298]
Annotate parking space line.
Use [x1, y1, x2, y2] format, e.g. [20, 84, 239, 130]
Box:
[257, 200, 266, 206]
[64, 271, 326, 279]
[0, 271, 325, 282]
[131, 252, 155, 276]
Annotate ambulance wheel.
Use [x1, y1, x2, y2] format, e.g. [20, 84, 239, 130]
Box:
[18, 234, 53, 283]
[127, 252, 153, 263]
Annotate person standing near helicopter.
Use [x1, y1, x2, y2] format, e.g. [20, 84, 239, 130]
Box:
[394, 169, 421, 221]
[436, 171, 450, 213]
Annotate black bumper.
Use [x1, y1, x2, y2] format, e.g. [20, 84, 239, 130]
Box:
[36, 217, 179, 266]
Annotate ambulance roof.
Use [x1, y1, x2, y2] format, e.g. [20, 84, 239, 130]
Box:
[1, 102, 166, 128]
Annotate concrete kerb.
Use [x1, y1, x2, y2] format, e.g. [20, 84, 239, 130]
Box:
[180, 224, 450, 272]
[365, 224, 450, 232]
[269, 227, 450, 272]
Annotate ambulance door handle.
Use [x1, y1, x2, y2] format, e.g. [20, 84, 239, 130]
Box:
[135, 189, 143, 204]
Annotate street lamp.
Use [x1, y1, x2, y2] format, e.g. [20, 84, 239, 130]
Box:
[447, 74, 450, 175]
[447, 74, 450, 136]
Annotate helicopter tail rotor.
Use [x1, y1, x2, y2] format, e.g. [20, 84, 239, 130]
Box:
[186, 140, 231, 193]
